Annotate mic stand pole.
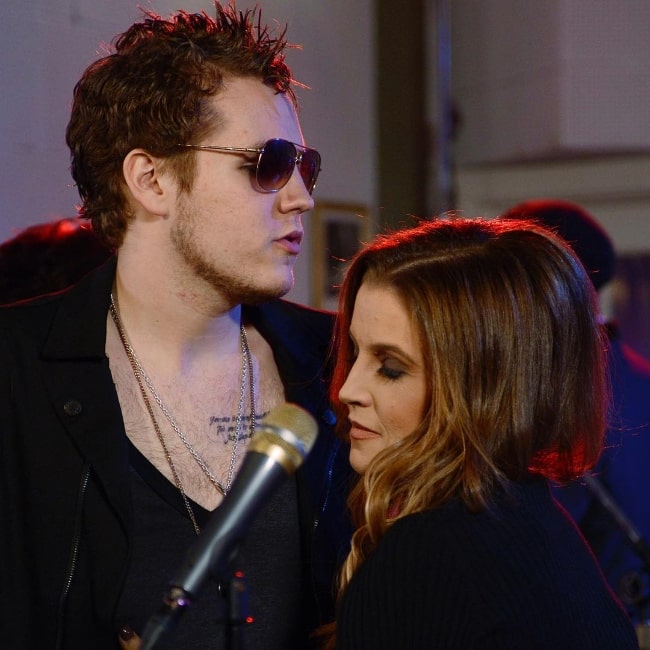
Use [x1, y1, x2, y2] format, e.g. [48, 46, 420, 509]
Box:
[139, 587, 189, 650]
[582, 474, 650, 577]
[140, 554, 253, 650]
[225, 569, 251, 650]
[582, 473, 650, 648]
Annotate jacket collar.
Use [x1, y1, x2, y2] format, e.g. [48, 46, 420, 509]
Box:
[41, 256, 117, 360]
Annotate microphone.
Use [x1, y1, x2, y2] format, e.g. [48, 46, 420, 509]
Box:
[140, 402, 318, 649]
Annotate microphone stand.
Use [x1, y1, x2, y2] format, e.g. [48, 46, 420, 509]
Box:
[225, 569, 251, 650]
[140, 556, 252, 650]
[582, 474, 650, 579]
[583, 474, 650, 572]
[582, 474, 650, 647]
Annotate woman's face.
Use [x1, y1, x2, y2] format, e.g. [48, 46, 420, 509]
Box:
[338, 282, 428, 474]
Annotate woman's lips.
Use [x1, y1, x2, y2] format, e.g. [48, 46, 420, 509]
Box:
[349, 422, 381, 440]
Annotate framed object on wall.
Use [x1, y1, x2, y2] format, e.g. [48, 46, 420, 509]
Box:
[311, 201, 372, 310]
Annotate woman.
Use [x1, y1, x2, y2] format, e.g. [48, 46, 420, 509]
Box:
[325, 218, 639, 649]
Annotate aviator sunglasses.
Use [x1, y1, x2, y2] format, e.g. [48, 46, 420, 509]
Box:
[178, 138, 321, 194]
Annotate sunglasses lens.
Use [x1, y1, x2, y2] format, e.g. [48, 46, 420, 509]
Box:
[257, 139, 297, 192]
[298, 149, 321, 194]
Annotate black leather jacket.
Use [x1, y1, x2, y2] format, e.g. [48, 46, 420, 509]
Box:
[0, 257, 352, 649]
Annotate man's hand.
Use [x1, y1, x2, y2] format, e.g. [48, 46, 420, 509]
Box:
[118, 625, 142, 650]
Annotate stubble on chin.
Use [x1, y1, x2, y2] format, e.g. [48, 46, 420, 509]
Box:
[170, 216, 295, 305]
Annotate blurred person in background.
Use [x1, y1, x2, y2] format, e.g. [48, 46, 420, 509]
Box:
[0, 217, 111, 303]
[502, 198, 650, 627]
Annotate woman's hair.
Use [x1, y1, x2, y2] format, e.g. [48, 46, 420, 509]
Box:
[329, 216, 608, 598]
[65, 4, 297, 248]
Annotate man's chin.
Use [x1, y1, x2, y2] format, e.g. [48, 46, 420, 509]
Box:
[272, 269, 295, 298]
[240, 275, 294, 305]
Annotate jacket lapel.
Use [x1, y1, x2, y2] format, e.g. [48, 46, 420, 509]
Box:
[39, 257, 132, 533]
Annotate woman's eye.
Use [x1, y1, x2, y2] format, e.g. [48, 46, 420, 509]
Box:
[378, 363, 405, 380]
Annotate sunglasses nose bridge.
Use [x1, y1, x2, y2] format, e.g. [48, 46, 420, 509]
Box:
[286, 146, 309, 185]
[296, 147, 320, 194]
[293, 149, 318, 195]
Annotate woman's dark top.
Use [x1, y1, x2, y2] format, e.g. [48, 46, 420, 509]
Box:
[337, 478, 639, 649]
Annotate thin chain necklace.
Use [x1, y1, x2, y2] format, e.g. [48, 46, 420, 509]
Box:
[109, 294, 255, 535]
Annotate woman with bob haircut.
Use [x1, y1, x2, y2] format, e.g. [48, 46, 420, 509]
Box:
[321, 217, 639, 649]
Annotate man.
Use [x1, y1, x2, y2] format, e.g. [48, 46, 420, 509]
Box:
[502, 198, 650, 625]
[0, 6, 351, 649]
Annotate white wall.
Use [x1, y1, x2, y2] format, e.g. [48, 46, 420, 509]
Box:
[452, 0, 650, 164]
[0, 0, 376, 306]
[450, 0, 650, 254]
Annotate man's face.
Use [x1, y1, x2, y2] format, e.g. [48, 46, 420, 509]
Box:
[169, 76, 315, 306]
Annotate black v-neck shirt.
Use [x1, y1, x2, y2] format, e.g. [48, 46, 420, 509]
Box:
[115, 442, 304, 649]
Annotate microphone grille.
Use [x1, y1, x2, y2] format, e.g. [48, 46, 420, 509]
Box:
[248, 403, 318, 472]
[261, 402, 318, 457]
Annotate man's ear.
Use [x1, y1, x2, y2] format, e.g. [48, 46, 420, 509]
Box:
[122, 149, 175, 217]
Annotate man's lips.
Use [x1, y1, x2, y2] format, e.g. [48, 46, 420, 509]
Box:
[349, 421, 381, 440]
[275, 230, 303, 255]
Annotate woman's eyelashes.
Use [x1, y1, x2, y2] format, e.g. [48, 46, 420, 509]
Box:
[377, 357, 406, 380]
[347, 339, 407, 380]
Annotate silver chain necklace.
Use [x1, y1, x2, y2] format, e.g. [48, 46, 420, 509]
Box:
[109, 294, 255, 534]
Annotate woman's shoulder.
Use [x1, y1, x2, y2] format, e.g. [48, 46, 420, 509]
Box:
[380, 505, 472, 559]
[382, 482, 561, 557]
[388, 500, 480, 535]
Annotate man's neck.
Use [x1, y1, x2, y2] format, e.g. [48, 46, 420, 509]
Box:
[112, 255, 243, 379]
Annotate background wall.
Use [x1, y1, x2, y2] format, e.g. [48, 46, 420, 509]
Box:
[450, 0, 650, 251]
